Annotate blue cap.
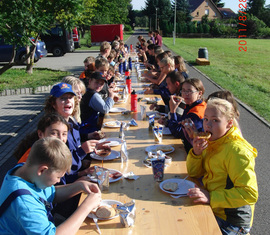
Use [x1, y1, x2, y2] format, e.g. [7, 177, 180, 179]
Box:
[50, 83, 76, 97]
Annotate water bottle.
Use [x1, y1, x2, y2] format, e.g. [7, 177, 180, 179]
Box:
[131, 90, 137, 112]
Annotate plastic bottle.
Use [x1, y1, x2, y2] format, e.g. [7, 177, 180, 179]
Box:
[128, 57, 132, 70]
[123, 59, 126, 72]
[119, 62, 123, 74]
[131, 90, 137, 112]
[130, 44, 133, 51]
[126, 76, 131, 94]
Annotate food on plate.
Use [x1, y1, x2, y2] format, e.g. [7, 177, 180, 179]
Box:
[162, 182, 178, 192]
[193, 132, 211, 139]
[97, 130, 105, 139]
[109, 171, 122, 179]
[95, 149, 111, 157]
[154, 145, 173, 152]
[106, 121, 118, 127]
[95, 205, 116, 219]
[173, 96, 182, 102]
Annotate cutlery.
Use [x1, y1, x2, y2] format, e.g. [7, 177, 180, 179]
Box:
[170, 194, 187, 199]
[92, 215, 101, 234]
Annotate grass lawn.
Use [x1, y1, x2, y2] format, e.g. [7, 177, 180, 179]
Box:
[163, 38, 270, 123]
[0, 68, 70, 92]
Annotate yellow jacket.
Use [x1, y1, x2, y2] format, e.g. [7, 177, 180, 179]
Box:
[187, 127, 258, 228]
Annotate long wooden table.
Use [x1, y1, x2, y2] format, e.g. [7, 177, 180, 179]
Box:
[77, 74, 221, 235]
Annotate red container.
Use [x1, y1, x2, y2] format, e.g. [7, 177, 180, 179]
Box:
[130, 44, 133, 51]
[90, 24, 123, 43]
[126, 76, 131, 94]
[131, 90, 137, 112]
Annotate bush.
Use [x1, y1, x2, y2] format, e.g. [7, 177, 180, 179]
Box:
[258, 27, 270, 37]
[124, 24, 132, 32]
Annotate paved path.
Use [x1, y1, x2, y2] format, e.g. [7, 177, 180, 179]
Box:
[0, 30, 269, 234]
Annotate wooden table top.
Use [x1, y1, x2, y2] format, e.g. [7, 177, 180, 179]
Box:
[77, 73, 221, 235]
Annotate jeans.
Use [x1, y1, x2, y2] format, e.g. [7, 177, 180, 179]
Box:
[216, 216, 250, 235]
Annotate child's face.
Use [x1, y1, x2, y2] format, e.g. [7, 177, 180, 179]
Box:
[73, 84, 83, 102]
[203, 106, 233, 141]
[38, 121, 68, 143]
[37, 168, 66, 189]
[181, 83, 201, 105]
[96, 66, 108, 76]
[88, 78, 105, 92]
[54, 93, 75, 120]
[84, 62, 90, 70]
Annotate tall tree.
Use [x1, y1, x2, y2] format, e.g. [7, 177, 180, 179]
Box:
[0, 0, 83, 75]
[171, 0, 191, 23]
[247, 0, 266, 16]
[212, 0, 225, 8]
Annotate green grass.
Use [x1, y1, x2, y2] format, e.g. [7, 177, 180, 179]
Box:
[163, 38, 270, 123]
[0, 68, 70, 92]
[77, 30, 133, 50]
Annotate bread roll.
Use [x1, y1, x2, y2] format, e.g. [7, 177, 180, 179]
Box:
[96, 206, 116, 219]
[193, 132, 211, 139]
[163, 182, 178, 192]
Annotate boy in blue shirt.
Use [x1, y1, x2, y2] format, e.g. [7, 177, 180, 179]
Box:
[0, 137, 101, 235]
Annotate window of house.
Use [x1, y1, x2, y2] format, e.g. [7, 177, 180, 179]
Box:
[206, 1, 208, 7]
[197, 11, 199, 16]
[205, 9, 209, 15]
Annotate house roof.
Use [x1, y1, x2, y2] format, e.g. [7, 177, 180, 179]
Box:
[188, 0, 204, 12]
[218, 8, 237, 18]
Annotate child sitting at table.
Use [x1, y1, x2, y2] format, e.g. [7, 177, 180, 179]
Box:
[80, 72, 116, 135]
[186, 98, 258, 235]
[14, 113, 69, 163]
[0, 137, 101, 235]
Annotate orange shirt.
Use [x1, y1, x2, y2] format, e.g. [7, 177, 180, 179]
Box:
[18, 148, 31, 163]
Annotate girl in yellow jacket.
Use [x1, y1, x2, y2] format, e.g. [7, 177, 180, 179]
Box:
[186, 98, 258, 235]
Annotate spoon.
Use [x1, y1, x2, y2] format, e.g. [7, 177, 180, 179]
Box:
[92, 215, 101, 234]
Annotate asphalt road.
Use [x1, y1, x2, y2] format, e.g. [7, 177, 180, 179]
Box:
[1, 30, 269, 234]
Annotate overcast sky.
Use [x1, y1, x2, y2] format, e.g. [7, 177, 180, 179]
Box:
[131, 0, 270, 13]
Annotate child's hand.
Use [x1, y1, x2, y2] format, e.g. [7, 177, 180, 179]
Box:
[192, 137, 208, 155]
[169, 95, 181, 113]
[181, 118, 197, 139]
[81, 140, 99, 153]
[187, 185, 210, 204]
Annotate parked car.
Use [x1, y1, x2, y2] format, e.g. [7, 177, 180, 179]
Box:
[40, 26, 74, 56]
[72, 27, 80, 48]
[0, 36, 47, 64]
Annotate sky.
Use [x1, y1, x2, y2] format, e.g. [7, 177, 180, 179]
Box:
[131, 0, 270, 13]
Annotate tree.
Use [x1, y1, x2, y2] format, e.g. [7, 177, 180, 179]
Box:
[247, 0, 265, 16]
[171, 0, 192, 23]
[91, 0, 131, 25]
[212, 0, 225, 8]
[0, 0, 83, 75]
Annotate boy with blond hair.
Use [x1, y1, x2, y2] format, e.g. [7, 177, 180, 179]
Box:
[96, 41, 111, 60]
[0, 137, 101, 234]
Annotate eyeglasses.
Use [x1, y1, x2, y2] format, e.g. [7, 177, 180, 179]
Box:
[181, 89, 198, 95]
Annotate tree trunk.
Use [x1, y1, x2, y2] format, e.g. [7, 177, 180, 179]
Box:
[0, 45, 16, 76]
[25, 38, 38, 75]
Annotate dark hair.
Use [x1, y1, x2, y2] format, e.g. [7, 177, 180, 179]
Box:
[183, 78, 205, 95]
[156, 52, 169, 62]
[13, 113, 70, 161]
[147, 43, 155, 50]
[167, 71, 185, 84]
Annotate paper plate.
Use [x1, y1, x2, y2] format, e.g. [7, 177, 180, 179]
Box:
[88, 169, 123, 183]
[109, 107, 127, 113]
[88, 200, 123, 220]
[98, 137, 122, 147]
[159, 178, 195, 195]
[145, 145, 174, 154]
[103, 121, 121, 128]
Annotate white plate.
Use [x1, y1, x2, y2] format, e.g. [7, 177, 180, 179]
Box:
[144, 97, 161, 102]
[145, 145, 175, 154]
[99, 137, 122, 147]
[103, 121, 121, 128]
[88, 200, 123, 220]
[91, 150, 120, 161]
[159, 178, 195, 195]
[142, 157, 169, 168]
[162, 127, 172, 135]
[88, 169, 123, 183]
[109, 107, 127, 113]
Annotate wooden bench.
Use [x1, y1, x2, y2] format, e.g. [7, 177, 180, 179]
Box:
[196, 58, 210, 65]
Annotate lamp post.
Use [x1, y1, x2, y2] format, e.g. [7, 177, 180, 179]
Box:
[173, 0, 176, 45]
[155, 7, 157, 30]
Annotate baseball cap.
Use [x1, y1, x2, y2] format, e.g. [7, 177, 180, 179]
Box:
[50, 83, 76, 97]
[91, 72, 107, 83]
